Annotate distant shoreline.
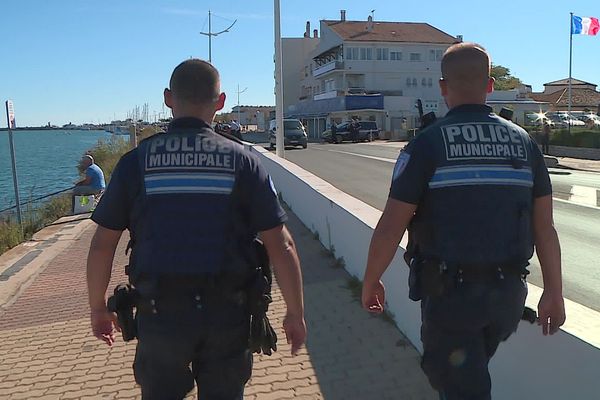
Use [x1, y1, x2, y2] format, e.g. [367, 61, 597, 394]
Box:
[0, 127, 107, 132]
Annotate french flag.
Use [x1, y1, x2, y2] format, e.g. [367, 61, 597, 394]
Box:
[572, 15, 600, 35]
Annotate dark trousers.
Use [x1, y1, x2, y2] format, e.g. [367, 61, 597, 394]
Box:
[420, 276, 527, 400]
[133, 295, 252, 400]
[542, 142, 550, 154]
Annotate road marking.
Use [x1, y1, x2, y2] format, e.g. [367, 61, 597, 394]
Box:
[314, 147, 600, 210]
[568, 185, 599, 208]
[554, 185, 600, 210]
[314, 148, 397, 163]
[554, 197, 600, 210]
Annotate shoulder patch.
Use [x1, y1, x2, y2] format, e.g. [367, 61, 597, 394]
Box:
[268, 175, 278, 196]
[393, 152, 411, 181]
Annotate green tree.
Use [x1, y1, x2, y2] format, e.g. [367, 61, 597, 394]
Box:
[490, 64, 523, 90]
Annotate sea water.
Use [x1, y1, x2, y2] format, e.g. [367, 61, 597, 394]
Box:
[0, 130, 112, 212]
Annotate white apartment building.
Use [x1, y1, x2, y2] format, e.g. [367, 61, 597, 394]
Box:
[282, 10, 461, 138]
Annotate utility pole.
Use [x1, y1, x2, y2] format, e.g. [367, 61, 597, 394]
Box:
[236, 84, 248, 126]
[200, 10, 237, 63]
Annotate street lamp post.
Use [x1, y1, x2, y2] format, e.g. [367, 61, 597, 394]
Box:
[274, 0, 285, 157]
[236, 84, 248, 127]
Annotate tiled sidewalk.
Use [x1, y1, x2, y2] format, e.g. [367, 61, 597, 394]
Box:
[0, 212, 435, 399]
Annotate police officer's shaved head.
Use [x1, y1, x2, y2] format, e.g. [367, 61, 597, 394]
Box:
[441, 42, 491, 94]
[169, 59, 220, 105]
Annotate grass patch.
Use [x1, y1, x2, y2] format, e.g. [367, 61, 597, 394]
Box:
[0, 194, 71, 254]
[344, 276, 398, 327]
[332, 256, 345, 269]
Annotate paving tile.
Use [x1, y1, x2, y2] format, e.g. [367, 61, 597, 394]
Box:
[0, 211, 436, 399]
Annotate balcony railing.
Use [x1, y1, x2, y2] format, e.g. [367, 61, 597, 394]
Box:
[313, 90, 343, 101]
[313, 61, 344, 77]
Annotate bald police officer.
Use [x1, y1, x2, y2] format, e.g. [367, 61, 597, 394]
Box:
[362, 43, 565, 399]
[86, 59, 306, 400]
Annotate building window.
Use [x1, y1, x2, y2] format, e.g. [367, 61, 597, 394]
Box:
[430, 49, 443, 61]
[376, 48, 389, 60]
[428, 78, 433, 87]
[406, 77, 412, 87]
[366, 48, 373, 60]
[410, 53, 421, 61]
[345, 47, 359, 60]
[412, 78, 418, 87]
[422, 78, 427, 87]
[360, 48, 367, 60]
[390, 50, 402, 61]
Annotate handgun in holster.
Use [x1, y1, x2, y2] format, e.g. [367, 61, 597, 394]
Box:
[106, 283, 138, 342]
[247, 238, 278, 356]
[407, 255, 451, 301]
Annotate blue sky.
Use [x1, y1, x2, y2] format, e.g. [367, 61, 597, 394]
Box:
[0, 0, 599, 127]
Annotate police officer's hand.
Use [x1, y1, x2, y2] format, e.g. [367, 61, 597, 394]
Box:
[537, 291, 566, 336]
[362, 280, 385, 314]
[283, 313, 306, 356]
[91, 308, 119, 346]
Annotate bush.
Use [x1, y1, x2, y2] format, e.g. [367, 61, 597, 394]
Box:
[86, 135, 131, 182]
[0, 194, 71, 254]
[525, 127, 600, 148]
[549, 129, 600, 149]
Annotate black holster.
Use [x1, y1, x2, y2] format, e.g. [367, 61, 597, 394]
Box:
[106, 283, 138, 342]
[246, 239, 278, 355]
[409, 259, 451, 300]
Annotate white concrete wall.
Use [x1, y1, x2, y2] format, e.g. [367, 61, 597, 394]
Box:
[248, 143, 600, 399]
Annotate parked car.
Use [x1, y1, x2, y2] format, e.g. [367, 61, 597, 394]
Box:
[550, 112, 586, 127]
[579, 114, 600, 127]
[560, 116, 585, 127]
[268, 119, 308, 149]
[322, 121, 380, 143]
[525, 113, 554, 127]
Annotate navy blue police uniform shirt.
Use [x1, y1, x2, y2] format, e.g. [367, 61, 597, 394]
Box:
[92, 117, 287, 235]
[390, 104, 552, 265]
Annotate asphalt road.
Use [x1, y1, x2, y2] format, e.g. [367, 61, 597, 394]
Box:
[249, 136, 600, 312]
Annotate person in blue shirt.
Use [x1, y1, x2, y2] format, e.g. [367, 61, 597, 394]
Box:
[86, 59, 306, 400]
[74, 154, 105, 195]
[362, 43, 565, 400]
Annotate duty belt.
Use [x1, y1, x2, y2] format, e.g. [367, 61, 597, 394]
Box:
[134, 276, 248, 314]
[449, 262, 529, 283]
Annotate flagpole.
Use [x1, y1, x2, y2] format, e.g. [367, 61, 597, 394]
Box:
[568, 12, 573, 134]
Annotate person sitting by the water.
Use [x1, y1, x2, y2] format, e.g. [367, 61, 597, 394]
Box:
[74, 155, 105, 195]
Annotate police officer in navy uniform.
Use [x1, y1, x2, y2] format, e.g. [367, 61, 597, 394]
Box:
[361, 43, 565, 399]
[86, 59, 306, 400]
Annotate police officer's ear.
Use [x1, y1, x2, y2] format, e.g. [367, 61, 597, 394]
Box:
[487, 77, 495, 94]
[164, 88, 174, 109]
[439, 77, 448, 97]
[214, 92, 226, 112]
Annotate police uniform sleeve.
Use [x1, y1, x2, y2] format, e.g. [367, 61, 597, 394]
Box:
[389, 135, 435, 204]
[91, 151, 139, 231]
[240, 153, 287, 232]
[530, 138, 552, 198]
